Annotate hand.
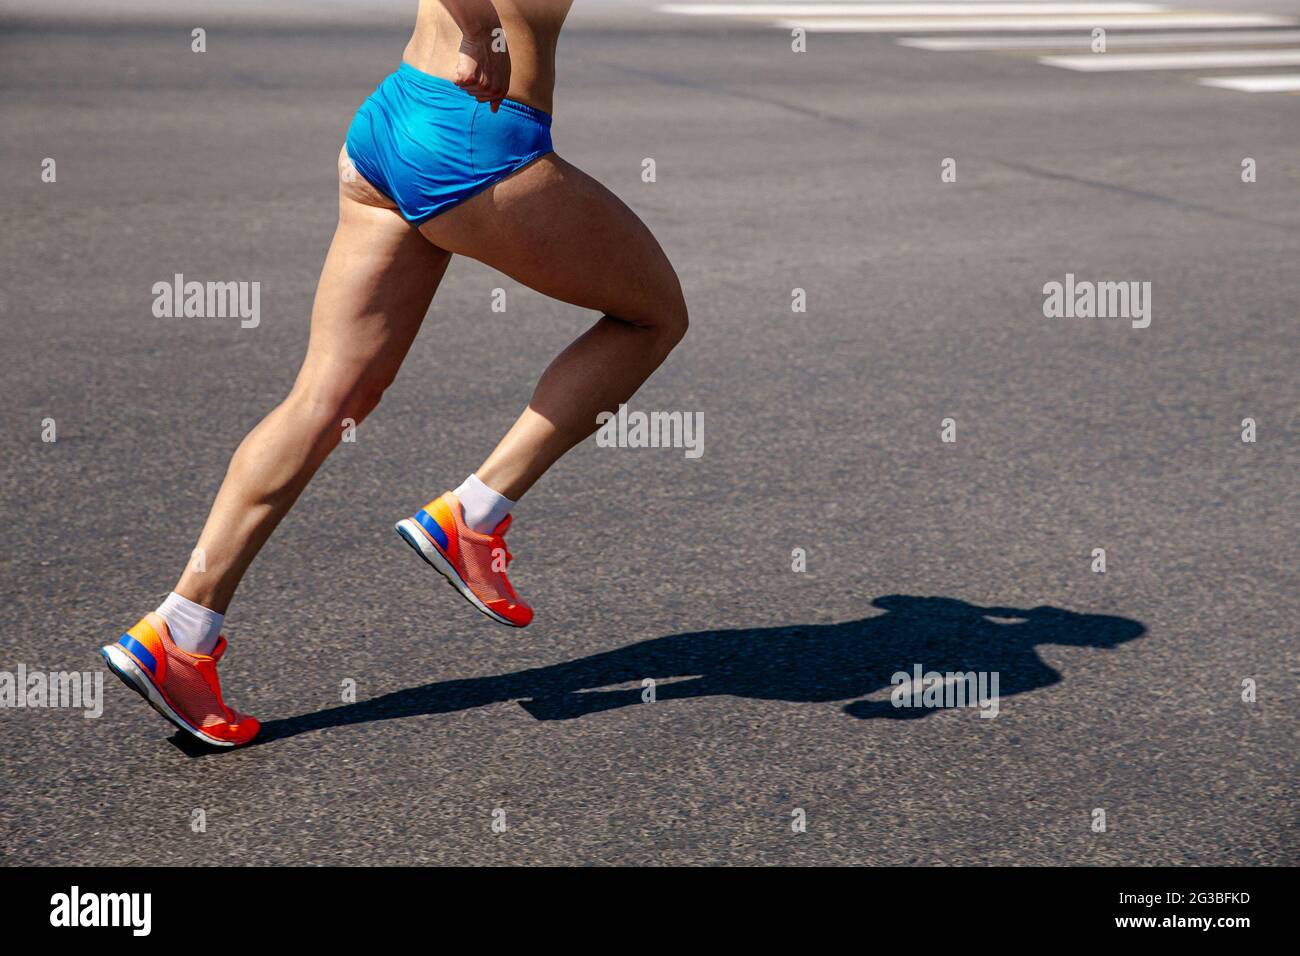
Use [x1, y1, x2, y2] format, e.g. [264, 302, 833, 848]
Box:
[454, 26, 511, 113]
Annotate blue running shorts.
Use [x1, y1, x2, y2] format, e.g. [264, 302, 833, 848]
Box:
[345, 62, 554, 226]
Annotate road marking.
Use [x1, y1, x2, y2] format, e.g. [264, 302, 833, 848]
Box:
[898, 29, 1300, 51]
[1039, 48, 1300, 70]
[658, 3, 1166, 16]
[658, 0, 1300, 94]
[772, 14, 1293, 32]
[1198, 72, 1300, 92]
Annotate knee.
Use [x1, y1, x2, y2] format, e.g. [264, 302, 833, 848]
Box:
[628, 274, 688, 350]
[288, 372, 392, 436]
[659, 283, 689, 348]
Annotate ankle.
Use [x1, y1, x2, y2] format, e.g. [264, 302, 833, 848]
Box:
[156, 591, 224, 656]
[453, 473, 515, 534]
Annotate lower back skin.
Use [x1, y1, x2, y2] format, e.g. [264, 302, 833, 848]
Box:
[403, 0, 574, 115]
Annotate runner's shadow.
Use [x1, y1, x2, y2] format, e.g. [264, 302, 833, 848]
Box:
[168, 594, 1144, 754]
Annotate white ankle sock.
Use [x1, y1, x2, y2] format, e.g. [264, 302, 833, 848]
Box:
[156, 591, 223, 656]
[453, 473, 515, 534]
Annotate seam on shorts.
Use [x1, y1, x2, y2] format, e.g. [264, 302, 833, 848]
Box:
[468, 101, 480, 179]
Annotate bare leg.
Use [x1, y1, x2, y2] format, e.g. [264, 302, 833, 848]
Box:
[174, 160, 449, 612]
[419, 154, 688, 501]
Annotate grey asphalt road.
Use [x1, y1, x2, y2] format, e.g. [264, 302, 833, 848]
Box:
[1, 3, 1297, 866]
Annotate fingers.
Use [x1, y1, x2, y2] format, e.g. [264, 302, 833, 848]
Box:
[453, 44, 511, 111]
[454, 68, 509, 109]
[452, 63, 489, 95]
[452, 64, 477, 90]
[477, 64, 510, 107]
[471, 82, 509, 111]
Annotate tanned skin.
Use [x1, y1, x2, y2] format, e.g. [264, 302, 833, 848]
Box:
[174, 0, 687, 613]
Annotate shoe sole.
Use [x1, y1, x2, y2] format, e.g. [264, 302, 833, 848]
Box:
[99, 644, 238, 748]
[394, 517, 525, 628]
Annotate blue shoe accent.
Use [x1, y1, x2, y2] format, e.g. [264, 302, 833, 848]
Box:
[414, 509, 450, 551]
[117, 634, 158, 678]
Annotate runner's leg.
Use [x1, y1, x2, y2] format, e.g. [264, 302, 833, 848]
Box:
[174, 159, 450, 613]
[419, 154, 688, 500]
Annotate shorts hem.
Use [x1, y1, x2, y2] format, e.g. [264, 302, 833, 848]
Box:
[409, 148, 555, 227]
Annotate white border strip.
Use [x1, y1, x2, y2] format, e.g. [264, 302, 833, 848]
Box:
[1040, 48, 1300, 71]
[773, 14, 1294, 32]
[659, 3, 1166, 16]
[898, 29, 1300, 51]
[1198, 73, 1300, 92]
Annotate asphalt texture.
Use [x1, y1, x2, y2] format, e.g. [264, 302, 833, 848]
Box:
[1, 4, 1297, 865]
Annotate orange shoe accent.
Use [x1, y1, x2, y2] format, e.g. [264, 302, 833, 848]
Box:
[425, 494, 462, 566]
[397, 491, 533, 627]
[101, 613, 259, 747]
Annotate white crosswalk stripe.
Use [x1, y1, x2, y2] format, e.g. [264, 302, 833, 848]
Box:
[770, 13, 1291, 31]
[1040, 48, 1300, 71]
[659, 3, 1166, 15]
[657, 0, 1300, 92]
[1198, 73, 1300, 92]
[897, 29, 1300, 51]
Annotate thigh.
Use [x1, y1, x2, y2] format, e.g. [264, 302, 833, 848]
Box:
[417, 154, 680, 326]
[295, 155, 452, 398]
